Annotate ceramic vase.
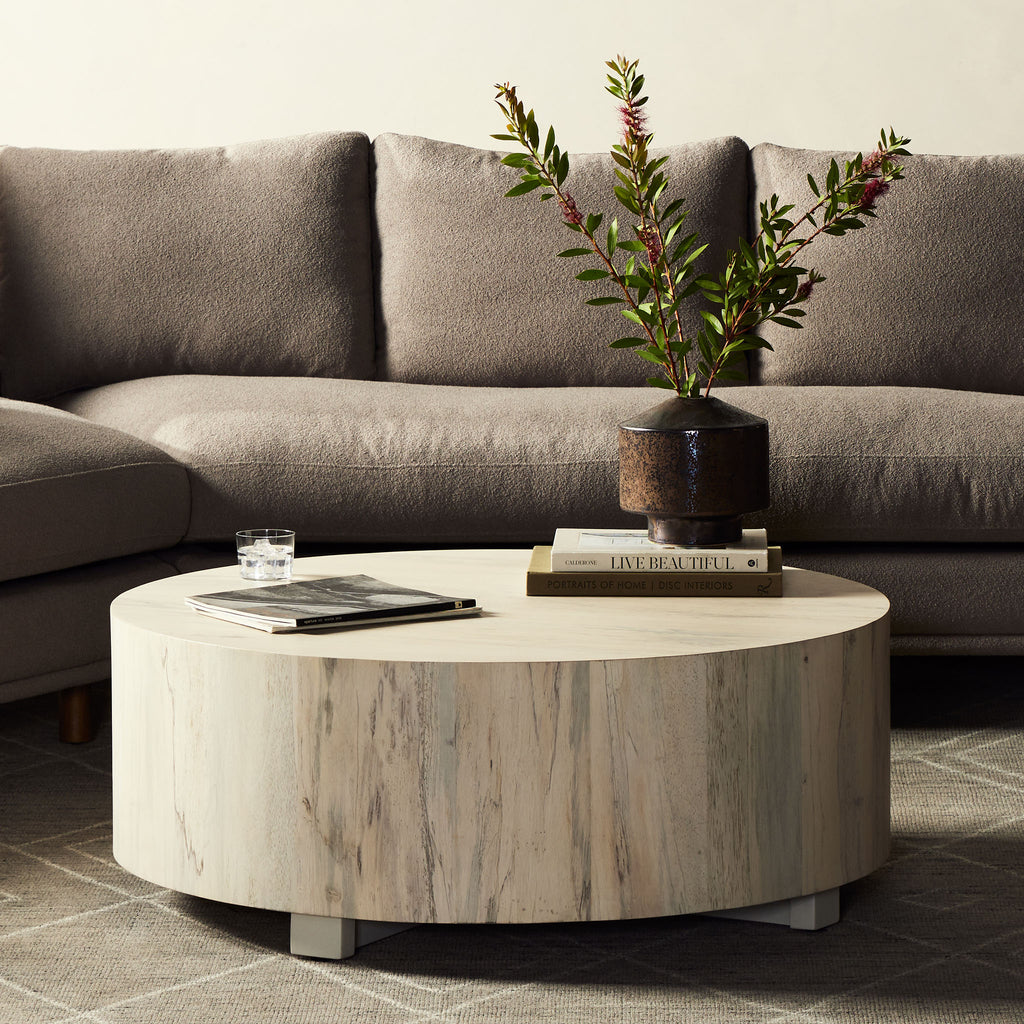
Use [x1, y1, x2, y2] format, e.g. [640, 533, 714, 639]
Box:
[618, 394, 769, 546]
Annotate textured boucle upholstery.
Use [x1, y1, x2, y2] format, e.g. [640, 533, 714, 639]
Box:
[733, 385, 1024, 542]
[750, 144, 1024, 394]
[0, 555, 179, 694]
[0, 399, 189, 582]
[55, 375, 654, 541]
[781, 544, 1024, 641]
[0, 133, 376, 400]
[54, 379, 1024, 546]
[373, 133, 749, 387]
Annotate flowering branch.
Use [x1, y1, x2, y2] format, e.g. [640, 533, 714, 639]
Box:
[494, 58, 909, 398]
[493, 74, 685, 389]
[697, 132, 909, 395]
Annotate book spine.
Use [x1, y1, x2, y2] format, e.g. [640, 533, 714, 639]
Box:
[550, 551, 768, 573]
[526, 572, 782, 597]
[291, 599, 475, 628]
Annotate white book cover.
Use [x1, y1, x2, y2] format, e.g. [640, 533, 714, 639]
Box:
[550, 528, 769, 572]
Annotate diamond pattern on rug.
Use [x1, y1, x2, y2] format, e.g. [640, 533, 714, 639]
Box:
[1, 656, 1022, 1024]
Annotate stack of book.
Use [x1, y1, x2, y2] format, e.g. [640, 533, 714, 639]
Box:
[527, 528, 782, 597]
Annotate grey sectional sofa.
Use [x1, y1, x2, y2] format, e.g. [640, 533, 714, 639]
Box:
[3, 130, 1022, 733]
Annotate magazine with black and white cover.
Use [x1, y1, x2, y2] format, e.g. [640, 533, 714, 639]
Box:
[185, 574, 480, 633]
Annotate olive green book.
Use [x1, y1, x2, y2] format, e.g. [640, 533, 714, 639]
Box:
[526, 546, 783, 597]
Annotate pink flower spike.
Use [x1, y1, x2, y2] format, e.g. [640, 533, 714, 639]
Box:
[859, 177, 890, 210]
[558, 192, 584, 226]
[637, 224, 662, 266]
[861, 149, 884, 175]
[620, 103, 647, 142]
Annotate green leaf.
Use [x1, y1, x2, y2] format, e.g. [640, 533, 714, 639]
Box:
[608, 337, 648, 348]
[647, 376, 676, 389]
[769, 315, 804, 329]
[526, 113, 539, 150]
[661, 197, 688, 221]
[607, 218, 619, 256]
[613, 185, 642, 215]
[638, 348, 669, 366]
[491, 134, 519, 142]
[700, 310, 725, 336]
[500, 152, 532, 168]
[826, 158, 839, 193]
[807, 173, 820, 196]
[543, 125, 555, 161]
[575, 268, 608, 281]
[697, 332, 714, 362]
[715, 367, 746, 381]
[587, 296, 626, 305]
[556, 152, 569, 186]
[666, 228, 696, 258]
[737, 236, 758, 268]
[585, 212, 604, 235]
[674, 242, 708, 272]
[504, 181, 542, 197]
[556, 247, 593, 257]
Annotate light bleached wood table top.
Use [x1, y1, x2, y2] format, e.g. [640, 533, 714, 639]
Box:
[111, 547, 888, 661]
[111, 548, 891, 958]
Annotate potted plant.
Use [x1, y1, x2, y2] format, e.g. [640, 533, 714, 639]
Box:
[494, 56, 909, 545]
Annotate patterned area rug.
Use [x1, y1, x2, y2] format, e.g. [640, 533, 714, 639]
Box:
[1, 657, 1022, 1023]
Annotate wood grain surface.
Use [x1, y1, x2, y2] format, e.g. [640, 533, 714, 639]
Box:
[111, 549, 890, 924]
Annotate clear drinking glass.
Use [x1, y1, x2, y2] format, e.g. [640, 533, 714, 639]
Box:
[236, 529, 295, 581]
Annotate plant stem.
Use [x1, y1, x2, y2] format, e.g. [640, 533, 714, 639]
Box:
[704, 150, 903, 396]
[618, 76, 685, 392]
[513, 128, 674, 389]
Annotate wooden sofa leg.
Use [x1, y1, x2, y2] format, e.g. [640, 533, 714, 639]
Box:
[58, 685, 95, 744]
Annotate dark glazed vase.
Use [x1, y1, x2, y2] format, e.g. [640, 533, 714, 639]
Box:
[618, 395, 769, 546]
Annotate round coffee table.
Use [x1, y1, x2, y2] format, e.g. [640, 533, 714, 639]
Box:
[111, 549, 890, 959]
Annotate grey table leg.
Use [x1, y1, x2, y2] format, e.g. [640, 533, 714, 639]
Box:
[290, 914, 415, 959]
[704, 887, 840, 931]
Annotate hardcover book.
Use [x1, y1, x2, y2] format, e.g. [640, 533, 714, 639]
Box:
[527, 546, 783, 597]
[550, 528, 769, 572]
[185, 574, 480, 632]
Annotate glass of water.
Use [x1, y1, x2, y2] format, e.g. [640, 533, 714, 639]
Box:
[236, 529, 295, 581]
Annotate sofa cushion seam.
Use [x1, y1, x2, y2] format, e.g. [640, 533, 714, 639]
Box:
[0, 461, 188, 488]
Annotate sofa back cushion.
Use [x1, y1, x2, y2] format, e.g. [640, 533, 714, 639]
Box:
[0, 133, 375, 400]
[373, 133, 749, 387]
[750, 143, 1024, 394]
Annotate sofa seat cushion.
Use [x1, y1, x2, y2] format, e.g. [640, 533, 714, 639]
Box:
[54, 376, 653, 542]
[55, 379, 1023, 546]
[750, 144, 1024, 395]
[0, 132, 375, 401]
[1, 400, 189, 582]
[373, 133, 749, 387]
[732, 385, 1024, 542]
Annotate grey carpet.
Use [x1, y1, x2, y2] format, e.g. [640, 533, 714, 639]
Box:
[1, 658, 1022, 1023]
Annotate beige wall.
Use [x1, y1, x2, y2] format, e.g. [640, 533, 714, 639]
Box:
[2, 0, 1018, 155]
